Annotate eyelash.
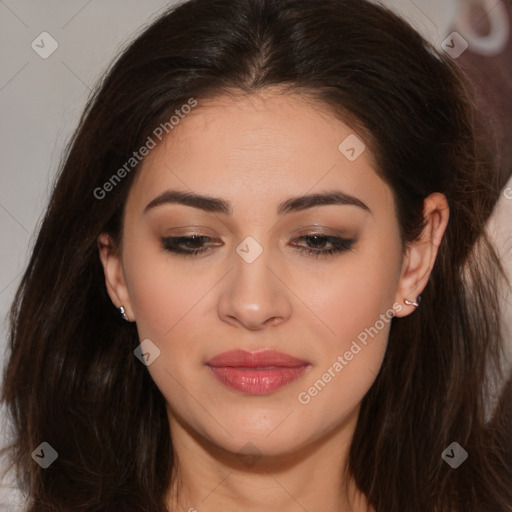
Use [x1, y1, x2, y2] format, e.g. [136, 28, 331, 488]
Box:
[161, 234, 354, 259]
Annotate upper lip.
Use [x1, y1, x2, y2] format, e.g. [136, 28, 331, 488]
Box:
[206, 349, 310, 368]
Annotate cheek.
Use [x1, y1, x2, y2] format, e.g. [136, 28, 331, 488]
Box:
[301, 236, 401, 352]
[293, 234, 401, 411]
[122, 240, 202, 341]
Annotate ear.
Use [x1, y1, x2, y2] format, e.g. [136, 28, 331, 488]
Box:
[394, 192, 449, 317]
[97, 233, 135, 322]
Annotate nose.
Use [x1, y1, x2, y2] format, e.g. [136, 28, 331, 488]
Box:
[217, 245, 293, 331]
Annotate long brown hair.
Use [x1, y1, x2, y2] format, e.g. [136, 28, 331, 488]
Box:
[2, 0, 511, 510]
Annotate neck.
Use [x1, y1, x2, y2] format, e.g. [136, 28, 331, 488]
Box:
[164, 406, 374, 512]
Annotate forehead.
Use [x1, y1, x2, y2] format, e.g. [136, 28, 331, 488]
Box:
[126, 90, 388, 216]
[156, 90, 375, 165]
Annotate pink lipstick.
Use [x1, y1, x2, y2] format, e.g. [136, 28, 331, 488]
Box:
[206, 349, 311, 395]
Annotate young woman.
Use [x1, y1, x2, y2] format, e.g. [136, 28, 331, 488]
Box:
[2, 0, 511, 510]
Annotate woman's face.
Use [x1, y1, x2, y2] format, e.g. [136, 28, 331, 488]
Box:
[109, 90, 407, 457]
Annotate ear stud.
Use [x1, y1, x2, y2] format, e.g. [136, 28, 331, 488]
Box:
[404, 297, 420, 307]
[119, 306, 129, 321]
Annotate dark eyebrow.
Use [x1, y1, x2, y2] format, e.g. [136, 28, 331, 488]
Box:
[144, 190, 371, 215]
[144, 190, 231, 214]
[276, 191, 370, 215]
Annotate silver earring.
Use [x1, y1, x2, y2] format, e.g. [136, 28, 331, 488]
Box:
[119, 306, 129, 321]
[404, 296, 420, 307]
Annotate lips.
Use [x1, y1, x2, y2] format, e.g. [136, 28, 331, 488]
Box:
[206, 349, 311, 394]
[206, 349, 310, 368]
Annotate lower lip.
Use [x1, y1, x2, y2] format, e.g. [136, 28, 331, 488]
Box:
[207, 365, 310, 394]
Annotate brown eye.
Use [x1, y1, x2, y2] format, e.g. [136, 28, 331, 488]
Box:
[161, 235, 221, 256]
[291, 234, 354, 258]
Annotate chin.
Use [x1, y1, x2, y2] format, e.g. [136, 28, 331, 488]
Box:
[199, 417, 316, 459]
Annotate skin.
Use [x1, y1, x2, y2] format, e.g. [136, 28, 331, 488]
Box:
[98, 89, 449, 512]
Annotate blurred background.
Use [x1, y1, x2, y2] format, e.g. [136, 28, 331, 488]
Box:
[1, 0, 511, 509]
